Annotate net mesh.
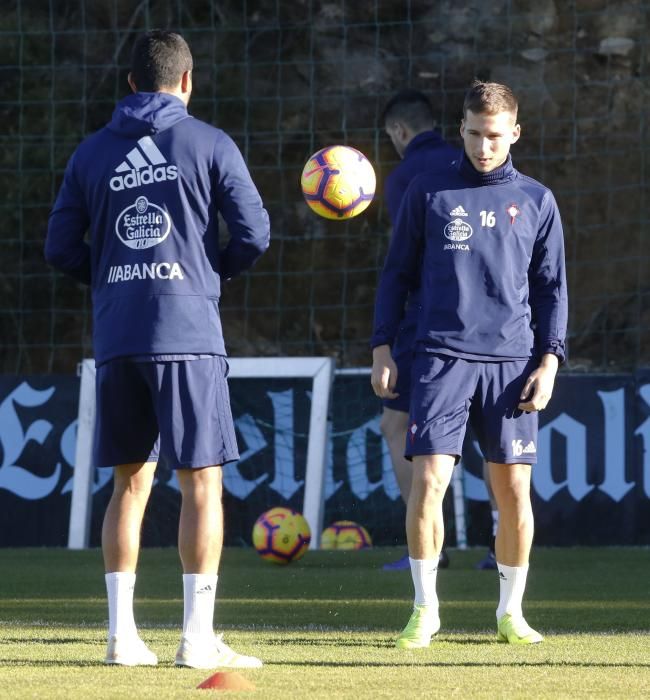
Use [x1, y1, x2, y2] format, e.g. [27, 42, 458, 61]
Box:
[1, 0, 649, 373]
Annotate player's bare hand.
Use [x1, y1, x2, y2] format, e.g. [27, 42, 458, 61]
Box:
[518, 354, 559, 412]
[371, 345, 399, 400]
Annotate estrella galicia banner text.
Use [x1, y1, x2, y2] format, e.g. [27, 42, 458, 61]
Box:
[0, 371, 648, 547]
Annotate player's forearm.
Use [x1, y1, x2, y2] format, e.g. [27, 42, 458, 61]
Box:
[532, 299, 568, 363]
[44, 246, 91, 284]
[214, 135, 270, 280]
[531, 224, 568, 361]
[371, 275, 409, 348]
[371, 244, 416, 347]
[530, 277, 568, 363]
[46, 161, 92, 284]
[219, 220, 270, 279]
[44, 222, 91, 285]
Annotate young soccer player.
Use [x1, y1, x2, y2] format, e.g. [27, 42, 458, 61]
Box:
[45, 30, 270, 668]
[371, 80, 567, 647]
[374, 90, 457, 572]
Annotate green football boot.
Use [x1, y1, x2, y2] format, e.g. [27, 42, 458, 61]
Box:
[396, 604, 441, 649]
[497, 613, 544, 644]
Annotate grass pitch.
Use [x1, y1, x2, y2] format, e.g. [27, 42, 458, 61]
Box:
[1, 547, 649, 698]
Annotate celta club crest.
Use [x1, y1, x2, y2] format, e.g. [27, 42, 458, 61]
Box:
[507, 203, 520, 224]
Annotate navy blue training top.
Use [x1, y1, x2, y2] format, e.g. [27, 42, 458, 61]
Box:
[45, 92, 270, 365]
[372, 152, 568, 362]
[384, 131, 458, 344]
[384, 131, 459, 225]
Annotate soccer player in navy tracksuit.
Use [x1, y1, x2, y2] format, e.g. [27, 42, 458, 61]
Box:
[374, 90, 458, 572]
[371, 81, 567, 648]
[45, 31, 270, 669]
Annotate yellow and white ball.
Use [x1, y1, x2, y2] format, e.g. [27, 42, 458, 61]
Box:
[301, 145, 376, 220]
[252, 507, 311, 565]
[321, 520, 372, 550]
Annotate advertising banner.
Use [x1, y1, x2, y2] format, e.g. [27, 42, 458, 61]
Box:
[0, 371, 648, 547]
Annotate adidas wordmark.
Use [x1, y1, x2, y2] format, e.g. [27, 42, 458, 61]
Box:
[110, 136, 177, 192]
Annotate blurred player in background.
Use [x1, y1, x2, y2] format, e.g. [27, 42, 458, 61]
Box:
[372, 80, 567, 648]
[45, 30, 269, 668]
[374, 90, 458, 572]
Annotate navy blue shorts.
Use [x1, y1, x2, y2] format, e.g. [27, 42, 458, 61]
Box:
[382, 322, 416, 414]
[93, 356, 240, 469]
[406, 353, 539, 464]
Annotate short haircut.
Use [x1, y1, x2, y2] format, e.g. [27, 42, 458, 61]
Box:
[381, 90, 435, 131]
[463, 80, 518, 118]
[130, 30, 193, 92]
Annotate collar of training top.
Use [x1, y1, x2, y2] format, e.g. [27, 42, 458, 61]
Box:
[457, 151, 517, 186]
[108, 92, 189, 138]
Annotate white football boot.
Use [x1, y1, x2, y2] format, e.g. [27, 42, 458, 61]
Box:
[104, 635, 158, 666]
[175, 634, 262, 669]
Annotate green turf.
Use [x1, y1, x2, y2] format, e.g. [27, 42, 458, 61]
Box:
[1, 547, 649, 698]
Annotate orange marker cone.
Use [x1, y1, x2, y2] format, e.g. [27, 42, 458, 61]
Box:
[197, 671, 255, 691]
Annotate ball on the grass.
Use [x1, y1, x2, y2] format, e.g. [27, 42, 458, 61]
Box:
[252, 506, 311, 564]
[321, 520, 372, 550]
[300, 145, 376, 220]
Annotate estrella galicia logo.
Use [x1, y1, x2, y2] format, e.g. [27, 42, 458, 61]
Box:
[115, 196, 172, 250]
[444, 218, 473, 242]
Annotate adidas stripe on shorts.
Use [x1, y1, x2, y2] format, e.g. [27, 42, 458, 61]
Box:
[406, 352, 539, 464]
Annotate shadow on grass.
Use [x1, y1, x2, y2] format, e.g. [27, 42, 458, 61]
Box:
[0, 638, 101, 645]
[263, 659, 650, 669]
[3, 657, 650, 670]
[0, 659, 106, 667]
[264, 637, 395, 647]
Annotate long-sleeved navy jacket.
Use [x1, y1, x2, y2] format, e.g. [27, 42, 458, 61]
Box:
[45, 92, 270, 364]
[372, 152, 567, 362]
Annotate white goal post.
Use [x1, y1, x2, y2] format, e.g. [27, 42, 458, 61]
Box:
[68, 356, 335, 550]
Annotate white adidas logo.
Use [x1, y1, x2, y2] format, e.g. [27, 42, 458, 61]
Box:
[109, 136, 178, 192]
[449, 205, 468, 217]
[512, 438, 537, 457]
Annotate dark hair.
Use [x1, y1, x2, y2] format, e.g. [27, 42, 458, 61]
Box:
[381, 89, 435, 131]
[130, 30, 193, 92]
[463, 80, 518, 118]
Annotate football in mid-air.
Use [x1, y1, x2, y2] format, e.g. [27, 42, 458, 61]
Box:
[321, 520, 372, 550]
[300, 145, 376, 219]
[252, 507, 311, 564]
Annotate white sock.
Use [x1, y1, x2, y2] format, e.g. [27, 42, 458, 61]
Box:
[105, 572, 138, 639]
[491, 510, 499, 538]
[183, 573, 218, 639]
[496, 563, 529, 620]
[409, 558, 439, 610]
